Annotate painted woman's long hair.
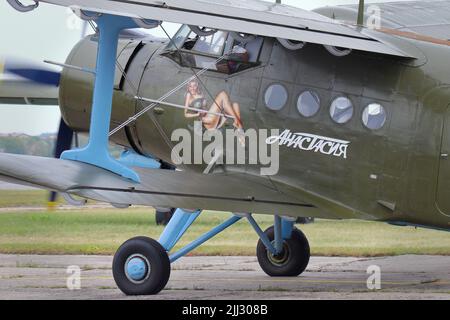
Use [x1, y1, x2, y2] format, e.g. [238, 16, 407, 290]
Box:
[186, 79, 203, 97]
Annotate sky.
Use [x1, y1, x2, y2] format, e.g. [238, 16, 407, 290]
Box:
[0, 0, 410, 135]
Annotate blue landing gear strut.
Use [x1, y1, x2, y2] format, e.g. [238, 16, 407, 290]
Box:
[159, 209, 241, 262]
[113, 211, 310, 295]
[61, 14, 154, 183]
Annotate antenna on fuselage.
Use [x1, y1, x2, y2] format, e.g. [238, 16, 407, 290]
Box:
[357, 0, 365, 26]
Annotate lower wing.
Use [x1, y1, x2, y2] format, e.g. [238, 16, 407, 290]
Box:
[0, 153, 357, 219]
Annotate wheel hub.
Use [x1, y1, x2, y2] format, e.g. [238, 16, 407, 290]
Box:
[267, 242, 290, 266]
[125, 254, 150, 283]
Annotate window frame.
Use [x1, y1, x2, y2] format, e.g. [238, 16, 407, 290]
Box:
[361, 102, 387, 131]
[190, 31, 229, 57]
[263, 82, 289, 111]
[162, 25, 262, 75]
[296, 90, 321, 118]
[329, 96, 354, 125]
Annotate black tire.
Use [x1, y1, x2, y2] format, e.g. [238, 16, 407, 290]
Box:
[155, 208, 175, 226]
[256, 226, 310, 277]
[113, 236, 170, 295]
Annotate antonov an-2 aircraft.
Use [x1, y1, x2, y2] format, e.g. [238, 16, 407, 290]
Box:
[1, 0, 450, 295]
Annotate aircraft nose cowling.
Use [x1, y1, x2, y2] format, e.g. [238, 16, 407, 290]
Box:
[58, 34, 164, 151]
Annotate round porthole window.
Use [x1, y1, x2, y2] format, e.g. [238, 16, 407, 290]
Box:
[264, 84, 288, 111]
[330, 97, 353, 124]
[297, 91, 320, 117]
[362, 103, 386, 130]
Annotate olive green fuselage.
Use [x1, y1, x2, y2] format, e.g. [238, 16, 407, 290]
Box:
[59, 34, 450, 230]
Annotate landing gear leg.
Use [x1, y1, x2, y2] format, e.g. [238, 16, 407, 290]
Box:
[112, 212, 310, 295]
[113, 209, 242, 295]
[254, 215, 310, 276]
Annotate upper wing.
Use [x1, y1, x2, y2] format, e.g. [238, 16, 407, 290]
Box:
[315, 1, 450, 44]
[0, 153, 359, 219]
[345, 0, 450, 40]
[38, 0, 415, 57]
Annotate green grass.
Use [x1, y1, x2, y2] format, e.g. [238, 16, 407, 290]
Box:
[0, 190, 54, 207]
[0, 190, 448, 256]
[0, 208, 448, 256]
[0, 190, 94, 207]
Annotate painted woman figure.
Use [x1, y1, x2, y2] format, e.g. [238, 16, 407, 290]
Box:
[184, 79, 244, 131]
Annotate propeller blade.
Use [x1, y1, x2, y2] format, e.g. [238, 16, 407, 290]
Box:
[54, 118, 74, 158]
[3, 57, 61, 86]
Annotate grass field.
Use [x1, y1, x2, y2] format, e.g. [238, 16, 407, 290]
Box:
[0, 190, 56, 207]
[0, 190, 449, 256]
[0, 190, 92, 207]
[0, 208, 449, 256]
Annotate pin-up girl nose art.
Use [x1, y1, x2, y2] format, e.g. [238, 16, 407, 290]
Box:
[184, 80, 244, 133]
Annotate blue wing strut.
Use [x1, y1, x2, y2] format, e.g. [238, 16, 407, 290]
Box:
[61, 14, 146, 182]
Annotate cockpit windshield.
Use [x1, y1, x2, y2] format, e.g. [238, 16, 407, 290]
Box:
[193, 31, 228, 55]
[164, 25, 262, 74]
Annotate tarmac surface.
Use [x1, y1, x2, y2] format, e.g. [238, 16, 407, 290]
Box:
[0, 254, 448, 300]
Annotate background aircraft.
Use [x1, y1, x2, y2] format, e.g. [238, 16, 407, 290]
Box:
[0, 0, 449, 295]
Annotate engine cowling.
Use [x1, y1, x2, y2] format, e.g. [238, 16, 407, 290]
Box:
[59, 35, 165, 155]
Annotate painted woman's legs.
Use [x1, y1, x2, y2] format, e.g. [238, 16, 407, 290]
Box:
[232, 103, 242, 127]
[215, 91, 243, 128]
[202, 91, 244, 130]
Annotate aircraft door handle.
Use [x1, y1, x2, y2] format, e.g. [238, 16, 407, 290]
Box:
[441, 153, 449, 159]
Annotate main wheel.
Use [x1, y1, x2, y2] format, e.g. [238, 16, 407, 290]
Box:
[256, 226, 310, 277]
[113, 236, 170, 295]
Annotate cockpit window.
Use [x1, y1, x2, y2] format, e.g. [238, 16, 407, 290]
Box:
[193, 31, 228, 55]
[163, 25, 262, 74]
[166, 24, 192, 51]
